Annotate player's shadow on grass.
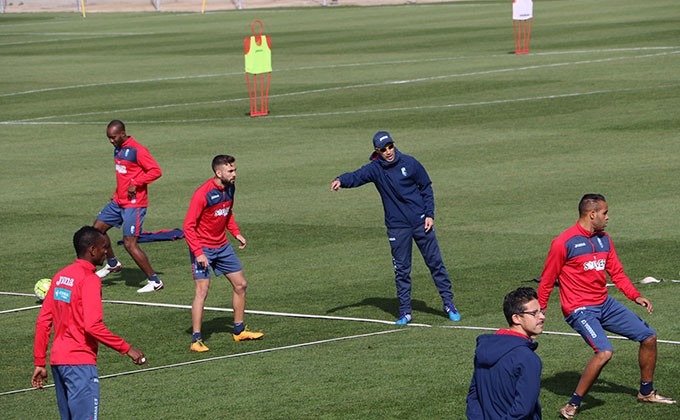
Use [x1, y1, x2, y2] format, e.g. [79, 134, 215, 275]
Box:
[100, 267, 164, 290]
[326, 297, 442, 319]
[184, 316, 234, 341]
[542, 371, 637, 412]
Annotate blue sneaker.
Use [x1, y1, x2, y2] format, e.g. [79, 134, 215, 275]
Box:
[444, 304, 461, 321]
[395, 313, 412, 325]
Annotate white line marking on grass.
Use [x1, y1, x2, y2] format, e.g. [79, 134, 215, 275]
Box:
[103, 300, 680, 345]
[2, 46, 677, 98]
[0, 328, 408, 397]
[5, 83, 678, 126]
[3, 296, 679, 345]
[0, 32, 156, 36]
[0, 305, 41, 314]
[0, 73, 241, 98]
[103, 299, 401, 325]
[440, 325, 680, 345]
[0, 33, 156, 47]
[0, 292, 35, 297]
[5, 50, 677, 124]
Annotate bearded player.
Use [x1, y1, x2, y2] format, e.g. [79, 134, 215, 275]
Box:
[183, 155, 263, 352]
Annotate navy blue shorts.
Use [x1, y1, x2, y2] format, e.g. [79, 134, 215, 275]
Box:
[191, 242, 242, 279]
[565, 295, 656, 353]
[51, 364, 100, 420]
[96, 200, 146, 237]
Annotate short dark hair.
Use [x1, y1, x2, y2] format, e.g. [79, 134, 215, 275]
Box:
[107, 120, 125, 132]
[73, 226, 104, 257]
[503, 287, 538, 326]
[578, 193, 606, 217]
[212, 155, 235, 173]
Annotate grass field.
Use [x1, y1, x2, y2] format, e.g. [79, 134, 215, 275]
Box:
[1, 0, 680, 418]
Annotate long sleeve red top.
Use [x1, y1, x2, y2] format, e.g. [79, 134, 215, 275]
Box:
[538, 223, 640, 316]
[183, 178, 240, 257]
[34, 259, 130, 366]
[113, 136, 162, 208]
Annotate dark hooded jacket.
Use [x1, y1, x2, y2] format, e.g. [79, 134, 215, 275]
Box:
[466, 330, 542, 420]
[336, 147, 435, 228]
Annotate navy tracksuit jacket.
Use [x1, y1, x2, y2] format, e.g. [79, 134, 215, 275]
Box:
[336, 148, 453, 314]
[466, 331, 543, 420]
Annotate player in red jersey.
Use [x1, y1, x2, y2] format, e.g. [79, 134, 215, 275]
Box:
[93, 120, 164, 293]
[538, 194, 675, 418]
[32, 226, 147, 419]
[183, 155, 263, 352]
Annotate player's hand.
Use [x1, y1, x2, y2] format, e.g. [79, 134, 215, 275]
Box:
[31, 366, 48, 389]
[424, 217, 434, 232]
[635, 296, 653, 315]
[235, 234, 246, 249]
[126, 347, 149, 365]
[195, 254, 209, 269]
[330, 179, 341, 191]
[127, 184, 137, 200]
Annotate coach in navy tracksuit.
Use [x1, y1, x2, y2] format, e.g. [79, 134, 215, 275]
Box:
[466, 287, 544, 420]
[330, 131, 460, 325]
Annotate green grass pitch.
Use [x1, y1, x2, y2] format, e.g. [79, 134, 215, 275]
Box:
[1, 0, 679, 418]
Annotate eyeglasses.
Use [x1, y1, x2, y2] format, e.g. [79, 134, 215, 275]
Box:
[376, 143, 394, 153]
[516, 309, 544, 317]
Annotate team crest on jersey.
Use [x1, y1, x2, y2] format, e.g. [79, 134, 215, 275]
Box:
[401, 167, 407, 177]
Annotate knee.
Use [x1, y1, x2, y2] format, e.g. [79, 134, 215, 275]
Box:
[233, 279, 247, 294]
[642, 334, 657, 346]
[122, 237, 138, 252]
[597, 350, 613, 362]
[195, 288, 209, 301]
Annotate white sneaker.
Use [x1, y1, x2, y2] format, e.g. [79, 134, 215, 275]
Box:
[137, 280, 164, 293]
[96, 262, 122, 278]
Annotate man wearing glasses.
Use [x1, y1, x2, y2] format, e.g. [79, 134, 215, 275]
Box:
[466, 287, 544, 420]
[538, 194, 675, 419]
[330, 131, 460, 325]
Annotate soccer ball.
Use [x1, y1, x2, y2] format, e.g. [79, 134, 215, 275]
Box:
[34, 278, 51, 301]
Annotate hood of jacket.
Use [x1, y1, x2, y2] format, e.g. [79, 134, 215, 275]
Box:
[475, 332, 538, 367]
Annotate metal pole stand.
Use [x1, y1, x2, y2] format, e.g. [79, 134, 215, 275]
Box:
[513, 18, 531, 54]
[246, 72, 270, 117]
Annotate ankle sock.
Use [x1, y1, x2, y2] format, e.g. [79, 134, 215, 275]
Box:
[640, 381, 653, 396]
[107, 257, 118, 267]
[568, 393, 583, 407]
[148, 274, 160, 283]
[192, 332, 202, 343]
[234, 322, 244, 335]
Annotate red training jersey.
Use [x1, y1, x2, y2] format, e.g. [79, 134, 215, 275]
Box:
[34, 259, 130, 366]
[183, 178, 240, 257]
[113, 136, 162, 208]
[538, 222, 640, 316]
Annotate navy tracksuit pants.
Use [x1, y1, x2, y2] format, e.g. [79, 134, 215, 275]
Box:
[387, 224, 453, 315]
